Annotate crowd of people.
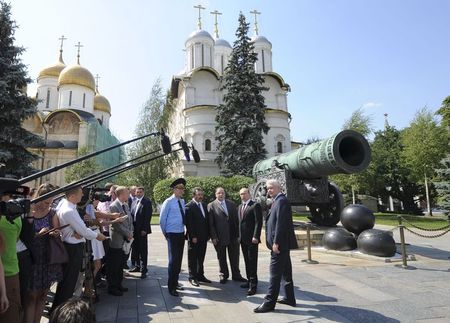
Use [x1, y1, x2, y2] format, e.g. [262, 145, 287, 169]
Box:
[0, 177, 298, 322]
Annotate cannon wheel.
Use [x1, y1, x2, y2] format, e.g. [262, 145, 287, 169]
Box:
[307, 182, 343, 226]
[251, 178, 269, 210]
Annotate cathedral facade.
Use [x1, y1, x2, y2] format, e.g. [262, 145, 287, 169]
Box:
[168, 19, 293, 177]
[22, 43, 122, 188]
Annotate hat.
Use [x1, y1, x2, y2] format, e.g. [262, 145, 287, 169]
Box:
[170, 178, 186, 189]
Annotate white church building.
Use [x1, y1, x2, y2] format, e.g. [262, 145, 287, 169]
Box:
[168, 12, 294, 177]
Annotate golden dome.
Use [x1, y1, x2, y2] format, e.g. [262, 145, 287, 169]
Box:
[58, 64, 96, 91]
[94, 92, 111, 114]
[38, 52, 66, 80]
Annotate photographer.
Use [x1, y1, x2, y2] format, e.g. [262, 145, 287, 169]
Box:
[0, 193, 22, 322]
[23, 183, 63, 323]
[50, 186, 106, 312]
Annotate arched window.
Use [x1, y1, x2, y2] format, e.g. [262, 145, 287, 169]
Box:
[82, 93, 86, 108]
[205, 139, 211, 151]
[69, 91, 72, 106]
[46, 89, 50, 109]
[277, 141, 283, 153]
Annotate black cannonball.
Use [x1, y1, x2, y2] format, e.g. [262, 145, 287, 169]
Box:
[357, 229, 396, 257]
[322, 228, 357, 251]
[340, 204, 375, 235]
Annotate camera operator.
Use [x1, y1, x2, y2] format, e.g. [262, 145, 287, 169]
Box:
[50, 185, 106, 312]
[0, 192, 22, 322]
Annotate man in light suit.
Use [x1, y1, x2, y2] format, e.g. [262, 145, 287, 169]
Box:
[185, 187, 211, 286]
[129, 186, 152, 279]
[107, 186, 134, 296]
[238, 188, 263, 295]
[254, 179, 298, 313]
[208, 187, 246, 284]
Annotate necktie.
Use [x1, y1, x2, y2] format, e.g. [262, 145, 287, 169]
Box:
[178, 200, 186, 225]
[240, 203, 246, 220]
[198, 202, 205, 217]
[122, 204, 127, 215]
[221, 201, 228, 216]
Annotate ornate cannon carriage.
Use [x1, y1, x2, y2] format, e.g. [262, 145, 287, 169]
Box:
[250, 130, 371, 226]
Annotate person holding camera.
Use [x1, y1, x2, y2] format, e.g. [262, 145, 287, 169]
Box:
[0, 193, 23, 322]
[107, 186, 133, 296]
[50, 186, 106, 312]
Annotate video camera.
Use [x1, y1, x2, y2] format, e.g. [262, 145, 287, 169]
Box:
[0, 177, 31, 224]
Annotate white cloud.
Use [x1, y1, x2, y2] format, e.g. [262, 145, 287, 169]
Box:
[362, 102, 383, 109]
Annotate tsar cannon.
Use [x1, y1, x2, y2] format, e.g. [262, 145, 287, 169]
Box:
[250, 130, 371, 226]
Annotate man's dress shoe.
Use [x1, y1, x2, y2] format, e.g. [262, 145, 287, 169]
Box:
[254, 303, 275, 313]
[277, 298, 296, 307]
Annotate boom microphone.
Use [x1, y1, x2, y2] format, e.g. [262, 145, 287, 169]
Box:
[180, 139, 190, 162]
[160, 129, 172, 154]
[191, 144, 201, 163]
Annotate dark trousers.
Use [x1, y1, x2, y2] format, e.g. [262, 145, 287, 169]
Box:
[107, 247, 125, 290]
[241, 243, 258, 287]
[214, 238, 241, 279]
[17, 249, 32, 306]
[52, 242, 85, 310]
[166, 233, 185, 292]
[187, 240, 207, 279]
[265, 250, 295, 305]
[131, 230, 148, 272]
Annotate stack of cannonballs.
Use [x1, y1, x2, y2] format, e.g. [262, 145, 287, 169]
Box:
[322, 204, 396, 257]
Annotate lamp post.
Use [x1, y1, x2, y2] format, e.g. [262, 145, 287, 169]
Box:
[424, 167, 432, 216]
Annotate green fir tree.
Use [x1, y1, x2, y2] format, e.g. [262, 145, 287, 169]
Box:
[434, 154, 450, 213]
[0, 2, 42, 177]
[215, 13, 269, 176]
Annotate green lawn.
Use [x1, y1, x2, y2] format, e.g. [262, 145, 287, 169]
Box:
[151, 212, 449, 229]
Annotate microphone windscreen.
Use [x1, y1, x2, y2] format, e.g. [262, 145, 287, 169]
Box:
[181, 140, 190, 161]
[161, 135, 172, 154]
[192, 148, 200, 163]
[0, 178, 20, 194]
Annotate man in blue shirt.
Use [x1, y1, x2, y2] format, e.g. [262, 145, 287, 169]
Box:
[159, 178, 186, 297]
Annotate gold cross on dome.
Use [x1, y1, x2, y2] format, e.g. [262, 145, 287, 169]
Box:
[194, 4, 206, 30]
[210, 10, 222, 38]
[250, 10, 261, 35]
[58, 35, 67, 51]
[95, 74, 100, 92]
[75, 42, 83, 64]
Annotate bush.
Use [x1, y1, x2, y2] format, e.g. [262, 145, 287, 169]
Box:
[153, 175, 254, 205]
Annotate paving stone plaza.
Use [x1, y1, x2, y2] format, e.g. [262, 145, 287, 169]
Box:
[46, 222, 449, 323]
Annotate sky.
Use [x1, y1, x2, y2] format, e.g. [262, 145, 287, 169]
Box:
[10, 0, 450, 142]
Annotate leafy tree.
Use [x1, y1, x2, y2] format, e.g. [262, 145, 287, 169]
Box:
[215, 13, 269, 176]
[401, 108, 449, 213]
[0, 2, 42, 177]
[342, 107, 373, 137]
[117, 79, 177, 202]
[368, 125, 421, 212]
[65, 146, 98, 183]
[434, 154, 450, 212]
[436, 95, 450, 128]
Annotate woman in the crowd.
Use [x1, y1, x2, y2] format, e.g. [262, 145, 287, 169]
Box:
[23, 183, 63, 323]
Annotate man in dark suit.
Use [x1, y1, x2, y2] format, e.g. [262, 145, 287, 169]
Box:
[185, 187, 211, 286]
[254, 179, 298, 313]
[129, 186, 153, 278]
[238, 188, 263, 295]
[208, 187, 246, 284]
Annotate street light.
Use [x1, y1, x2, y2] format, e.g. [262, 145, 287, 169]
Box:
[39, 120, 48, 186]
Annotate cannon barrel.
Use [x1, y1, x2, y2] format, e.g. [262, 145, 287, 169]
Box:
[252, 130, 371, 179]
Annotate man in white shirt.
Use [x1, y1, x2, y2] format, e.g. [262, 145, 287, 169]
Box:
[51, 185, 106, 311]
